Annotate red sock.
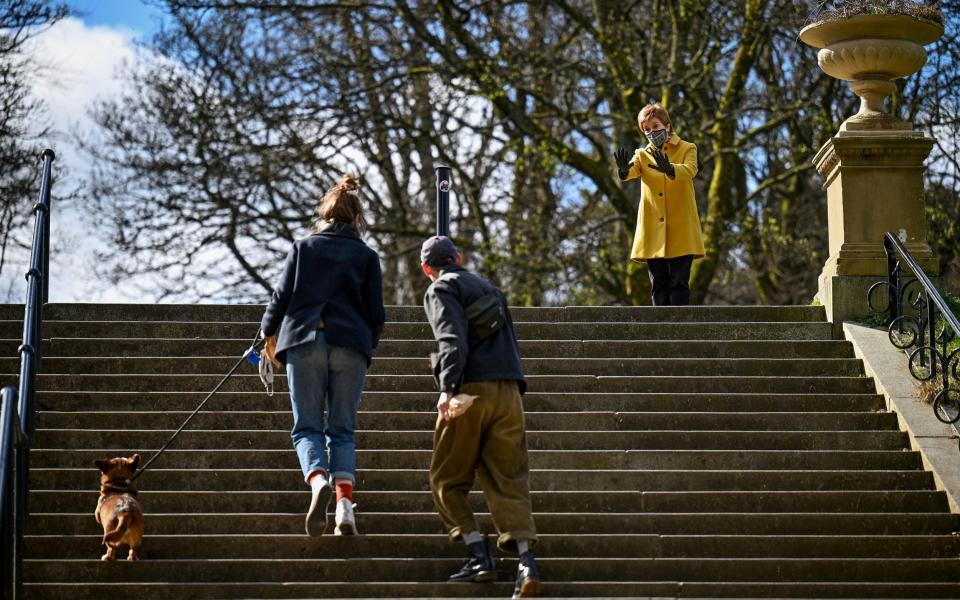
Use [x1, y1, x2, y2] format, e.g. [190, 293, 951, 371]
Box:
[335, 480, 353, 502]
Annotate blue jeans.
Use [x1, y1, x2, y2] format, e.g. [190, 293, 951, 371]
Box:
[285, 332, 367, 484]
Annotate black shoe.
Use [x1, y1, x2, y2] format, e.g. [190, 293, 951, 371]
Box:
[448, 540, 496, 583]
[512, 551, 541, 598]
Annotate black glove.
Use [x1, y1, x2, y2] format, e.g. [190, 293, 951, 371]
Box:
[614, 147, 631, 180]
[648, 149, 676, 179]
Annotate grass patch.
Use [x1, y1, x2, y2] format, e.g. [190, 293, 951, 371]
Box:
[855, 310, 890, 329]
[941, 293, 960, 355]
[917, 379, 939, 404]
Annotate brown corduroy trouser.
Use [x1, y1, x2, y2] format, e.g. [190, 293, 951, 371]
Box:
[429, 379, 538, 553]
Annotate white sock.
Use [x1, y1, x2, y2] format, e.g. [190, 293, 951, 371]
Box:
[308, 471, 327, 491]
[517, 540, 529, 554]
[462, 530, 483, 546]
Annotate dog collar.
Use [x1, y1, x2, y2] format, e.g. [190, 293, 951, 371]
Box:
[102, 477, 138, 496]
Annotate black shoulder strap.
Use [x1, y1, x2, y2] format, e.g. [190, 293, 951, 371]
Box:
[437, 271, 464, 303]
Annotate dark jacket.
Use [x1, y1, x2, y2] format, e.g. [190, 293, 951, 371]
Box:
[423, 265, 526, 395]
[261, 223, 385, 365]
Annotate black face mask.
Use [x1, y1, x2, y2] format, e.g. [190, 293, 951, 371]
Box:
[645, 128, 669, 148]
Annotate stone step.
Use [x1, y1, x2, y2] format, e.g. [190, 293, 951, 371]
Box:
[6, 356, 866, 377]
[36, 411, 898, 432]
[32, 429, 909, 451]
[21, 557, 960, 583]
[30, 449, 923, 471]
[24, 534, 960, 560]
[29, 511, 959, 536]
[0, 320, 837, 340]
[20, 581, 960, 599]
[12, 299, 955, 599]
[29, 490, 950, 514]
[0, 303, 826, 323]
[32, 391, 887, 413]
[14, 338, 856, 359]
[25, 374, 877, 394]
[29, 468, 934, 492]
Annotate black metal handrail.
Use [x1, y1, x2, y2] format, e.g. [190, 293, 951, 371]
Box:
[1, 148, 55, 600]
[868, 231, 960, 450]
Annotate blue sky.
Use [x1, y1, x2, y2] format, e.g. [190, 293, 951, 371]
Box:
[68, 0, 163, 35]
[0, 3, 172, 301]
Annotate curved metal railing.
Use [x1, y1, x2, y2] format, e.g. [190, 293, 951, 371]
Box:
[1, 148, 55, 600]
[868, 231, 960, 450]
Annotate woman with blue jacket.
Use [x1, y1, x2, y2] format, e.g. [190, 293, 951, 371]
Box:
[261, 174, 386, 537]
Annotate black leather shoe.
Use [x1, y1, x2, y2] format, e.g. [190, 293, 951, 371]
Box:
[512, 551, 541, 598]
[448, 540, 496, 583]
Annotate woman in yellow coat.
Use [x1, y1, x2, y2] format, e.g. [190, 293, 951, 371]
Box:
[614, 103, 705, 306]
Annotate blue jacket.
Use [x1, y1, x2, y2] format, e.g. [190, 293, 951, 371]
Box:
[261, 223, 385, 365]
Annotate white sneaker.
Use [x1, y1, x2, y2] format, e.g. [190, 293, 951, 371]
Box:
[334, 498, 358, 535]
[305, 477, 332, 537]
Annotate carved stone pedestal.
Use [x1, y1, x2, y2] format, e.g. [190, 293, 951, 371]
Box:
[813, 130, 938, 326]
[799, 14, 944, 328]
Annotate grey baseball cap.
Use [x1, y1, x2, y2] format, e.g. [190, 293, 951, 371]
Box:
[420, 235, 459, 267]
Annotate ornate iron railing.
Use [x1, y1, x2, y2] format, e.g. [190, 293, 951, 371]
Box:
[868, 231, 960, 451]
[1, 149, 55, 600]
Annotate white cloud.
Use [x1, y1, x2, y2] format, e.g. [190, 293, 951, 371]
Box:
[25, 18, 141, 173]
[4, 18, 150, 303]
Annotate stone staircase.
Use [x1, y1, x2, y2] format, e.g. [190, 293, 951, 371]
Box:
[4, 303, 960, 598]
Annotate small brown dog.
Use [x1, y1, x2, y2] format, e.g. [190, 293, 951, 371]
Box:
[94, 454, 144, 561]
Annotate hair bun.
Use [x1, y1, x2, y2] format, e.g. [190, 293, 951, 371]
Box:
[338, 174, 359, 192]
[316, 172, 366, 234]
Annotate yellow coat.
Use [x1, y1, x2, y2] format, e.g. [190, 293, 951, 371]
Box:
[624, 133, 705, 261]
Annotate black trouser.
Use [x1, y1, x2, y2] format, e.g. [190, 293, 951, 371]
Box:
[647, 255, 694, 306]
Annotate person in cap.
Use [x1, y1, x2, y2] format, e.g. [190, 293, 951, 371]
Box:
[420, 235, 541, 598]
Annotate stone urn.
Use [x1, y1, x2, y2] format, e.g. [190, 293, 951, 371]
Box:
[799, 14, 943, 130]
